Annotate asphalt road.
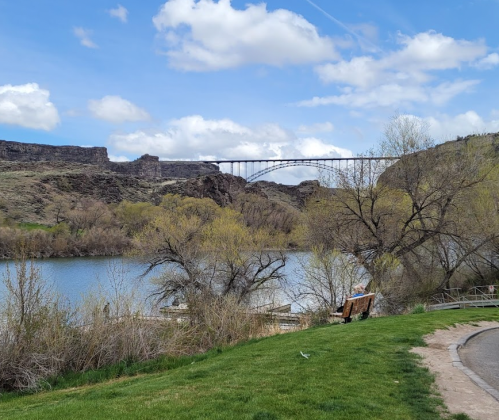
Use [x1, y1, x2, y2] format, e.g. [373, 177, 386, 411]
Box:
[459, 328, 499, 392]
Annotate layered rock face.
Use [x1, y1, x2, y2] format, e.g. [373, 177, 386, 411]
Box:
[245, 180, 320, 209]
[0, 139, 109, 165]
[109, 155, 219, 178]
[158, 175, 320, 208]
[0, 139, 219, 179]
[158, 173, 248, 206]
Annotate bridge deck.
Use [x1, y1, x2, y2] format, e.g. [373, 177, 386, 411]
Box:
[428, 300, 499, 311]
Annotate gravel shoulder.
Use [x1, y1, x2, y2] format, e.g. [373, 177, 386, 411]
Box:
[411, 321, 499, 420]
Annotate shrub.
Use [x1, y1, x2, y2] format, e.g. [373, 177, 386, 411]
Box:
[0, 252, 73, 391]
[411, 303, 427, 314]
[0, 256, 270, 392]
[186, 294, 266, 351]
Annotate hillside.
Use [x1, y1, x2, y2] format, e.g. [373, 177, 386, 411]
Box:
[436, 132, 499, 156]
[1, 309, 498, 419]
[0, 139, 319, 224]
[380, 132, 499, 187]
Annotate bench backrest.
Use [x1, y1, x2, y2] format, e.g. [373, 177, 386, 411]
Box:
[342, 293, 375, 318]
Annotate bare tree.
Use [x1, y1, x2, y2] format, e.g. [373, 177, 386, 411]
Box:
[289, 247, 365, 312]
[306, 114, 496, 308]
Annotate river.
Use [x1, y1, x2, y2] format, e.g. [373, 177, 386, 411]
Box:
[0, 254, 308, 312]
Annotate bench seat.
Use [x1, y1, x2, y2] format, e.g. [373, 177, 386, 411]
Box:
[331, 293, 375, 323]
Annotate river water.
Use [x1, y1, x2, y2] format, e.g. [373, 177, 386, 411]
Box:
[0, 254, 307, 312]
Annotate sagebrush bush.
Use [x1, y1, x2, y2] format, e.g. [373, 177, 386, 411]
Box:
[0, 255, 271, 392]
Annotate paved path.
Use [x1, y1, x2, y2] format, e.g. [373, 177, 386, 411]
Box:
[459, 328, 499, 393]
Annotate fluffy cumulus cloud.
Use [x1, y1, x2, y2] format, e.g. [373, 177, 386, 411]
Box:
[425, 111, 499, 141]
[389, 31, 486, 71]
[108, 115, 351, 162]
[73, 27, 98, 48]
[108, 154, 130, 162]
[0, 83, 60, 130]
[473, 53, 499, 70]
[300, 31, 491, 109]
[152, 0, 337, 71]
[290, 137, 352, 158]
[108, 4, 128, 23]
[88, 96, 151, 123]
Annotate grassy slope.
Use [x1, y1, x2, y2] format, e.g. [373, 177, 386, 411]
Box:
[1, 309, 498, 420]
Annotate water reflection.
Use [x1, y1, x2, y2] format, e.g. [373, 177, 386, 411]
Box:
[0, 254, 309, 312]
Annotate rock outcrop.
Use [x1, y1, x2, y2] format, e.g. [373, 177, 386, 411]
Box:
[0, 139, 220, 179]
[157, 173, 248, 206]
[0, 139, 109, 165]
[245, 180, 320, 209]
[109, 155, 220, 179]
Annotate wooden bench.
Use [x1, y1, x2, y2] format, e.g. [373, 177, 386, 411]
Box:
[331, 293, 375, 323]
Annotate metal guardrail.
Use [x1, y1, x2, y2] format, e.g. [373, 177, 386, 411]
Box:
[429, 285, 499, 310]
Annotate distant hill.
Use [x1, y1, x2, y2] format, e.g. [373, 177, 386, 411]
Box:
[0, 139, 319, 224]
[379, 132, 499, 187]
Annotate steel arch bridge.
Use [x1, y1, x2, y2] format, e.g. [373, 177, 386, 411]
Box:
[202, 157, 399, 182]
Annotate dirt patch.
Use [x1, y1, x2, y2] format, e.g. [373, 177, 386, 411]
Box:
[411, 321, 499, 420]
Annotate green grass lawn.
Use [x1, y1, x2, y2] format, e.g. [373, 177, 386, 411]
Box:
[1, 309, 498, 420]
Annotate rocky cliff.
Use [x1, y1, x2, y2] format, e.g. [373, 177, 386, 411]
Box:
[0, 139, 219, 179]
[0, 139, 109, 165]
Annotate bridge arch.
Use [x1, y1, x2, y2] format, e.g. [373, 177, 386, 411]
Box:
[203, 157, 399, 183]
[246, 161, 335, 182]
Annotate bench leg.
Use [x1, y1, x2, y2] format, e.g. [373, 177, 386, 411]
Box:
[344, 317, 352, 324]
[361, 311, 369, 320]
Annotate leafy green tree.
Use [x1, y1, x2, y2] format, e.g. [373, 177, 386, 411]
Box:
[114, 200, 159, 236]
[136, 196, 286, 305]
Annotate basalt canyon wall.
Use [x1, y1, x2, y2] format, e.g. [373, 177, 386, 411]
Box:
[0, 139, 219, 179]
[0, 139, 109, 165]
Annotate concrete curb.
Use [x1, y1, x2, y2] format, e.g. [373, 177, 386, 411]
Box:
[448, 326, 499, 402]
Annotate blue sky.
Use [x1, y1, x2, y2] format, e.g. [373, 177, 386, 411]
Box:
[0, 0, 498, 183]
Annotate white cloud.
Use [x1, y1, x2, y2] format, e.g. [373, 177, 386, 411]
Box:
[389, 31, 486, 71]
[297, 78, 480, 109]
[297, 83, 428, 108]
[315, 31, 486, 89]
[429, 80, 479, 106]
[108, 155, 130, 162]
[108, 115, 352, 161]
[297, 122, 334, 134]
[0, 83, 60, 130]
[108, 4, 128, 23]
[315, 56, 383, 88]
[304, 31, 489, 109]
[88, 96, 150, 123]
[293, 137, 352, 158]
[152, 0, 337, 71]
[425, 111, 499, 142]
[73, 27, 98, 49]
[473, 53, 499, 70]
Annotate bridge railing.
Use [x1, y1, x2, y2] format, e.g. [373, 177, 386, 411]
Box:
[202, 157, 399, 182]
[431, 286, 498, 304]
